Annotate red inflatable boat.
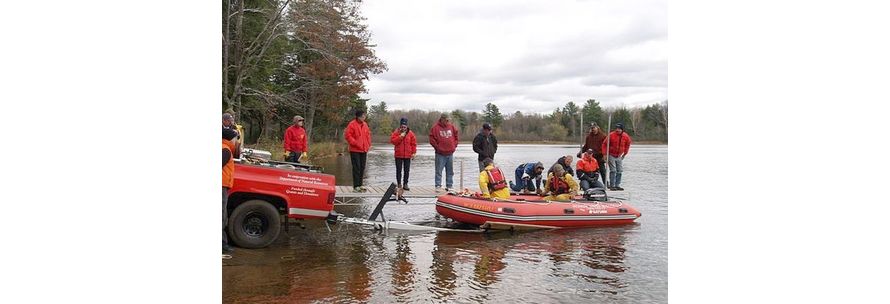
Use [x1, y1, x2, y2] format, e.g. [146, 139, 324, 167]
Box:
[435, 194, 641, 230]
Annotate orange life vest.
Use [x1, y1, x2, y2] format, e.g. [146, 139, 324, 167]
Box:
[222, 140, 235, 188]
[486, 166, 507, 190]
[548, 175, 569, 194]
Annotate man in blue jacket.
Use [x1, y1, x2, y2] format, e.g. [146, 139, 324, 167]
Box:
[509, 162, 545, 195]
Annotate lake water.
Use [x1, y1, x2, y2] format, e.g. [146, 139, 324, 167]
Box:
[223, 144, 668, 303]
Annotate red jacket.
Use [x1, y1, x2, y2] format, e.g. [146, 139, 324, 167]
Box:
[429, 121, 459, 155]
[602, 131, 632, 157]
[390, 128, 417, 158]
[284, 125, 307, 152]
[345, 119, 372, 153]
[576, 155, 599, 172]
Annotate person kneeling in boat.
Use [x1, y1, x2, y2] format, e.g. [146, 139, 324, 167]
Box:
[542, 164, 580, 201]
[479, 158, 510, 199]
[576, 149, 604, 190]
[509, 162, 545, 195]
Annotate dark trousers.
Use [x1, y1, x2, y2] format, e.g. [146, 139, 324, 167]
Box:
[287, 151, 302, 163]
[222, 187, 229, 249]
[350, 152, 367, 188]
[597, 157, 607, 184]
[395, 158, 411, 187]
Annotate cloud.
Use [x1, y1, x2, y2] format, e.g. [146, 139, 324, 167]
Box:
[360, 0, 667, 114]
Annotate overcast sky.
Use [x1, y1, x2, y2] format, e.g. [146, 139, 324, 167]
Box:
[359, 0, 667, 115]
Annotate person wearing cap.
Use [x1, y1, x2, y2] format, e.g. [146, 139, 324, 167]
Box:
[509, 162, 545, 195]
[345, 109, 372, 192]
[222, 128, 240, 255]
[284, 115, 308, 163]
[542, 163, 580, 201]
[472, 122, 499, 172]
[223, 113, 245, 141]
[429, 113, 459, 192]
[602, 122, 632, 191]
[576, 149, 604, 190]
[579, 122, 607, 183]
[390, 117, 417, 191]
[478, 158, 510, 199]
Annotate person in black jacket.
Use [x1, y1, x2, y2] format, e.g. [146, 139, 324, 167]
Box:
[472, 123, 498, 172]
[548, 154, 575, 178]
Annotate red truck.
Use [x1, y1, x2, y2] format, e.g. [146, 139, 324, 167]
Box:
[226, 153, 336, 248]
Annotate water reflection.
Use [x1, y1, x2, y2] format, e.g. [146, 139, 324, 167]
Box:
[389, 235, 416, 300]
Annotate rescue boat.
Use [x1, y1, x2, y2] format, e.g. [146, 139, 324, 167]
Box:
[435, 193, 641, 230]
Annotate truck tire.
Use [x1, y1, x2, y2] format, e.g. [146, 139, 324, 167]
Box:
[227, 199, 281, 249]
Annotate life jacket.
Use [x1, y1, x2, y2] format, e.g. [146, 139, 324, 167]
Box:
[548, 174, 570, 194]
[222, 140, 235, 188]
[486, 166, 507, 190]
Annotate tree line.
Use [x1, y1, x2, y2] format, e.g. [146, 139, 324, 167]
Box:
[224, 0, 667, 145]
[366, 100, 668, 143]
[223, 0, 386, 145]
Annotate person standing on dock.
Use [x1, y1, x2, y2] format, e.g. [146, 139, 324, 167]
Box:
[579, 122, 607, 183]
[603, 122, 632, 191]
[472, 123, 498, 172]
[390, 117, 417, 191]
[284, 115, 308, 163]
[479, 158, 510, 199]
[345, 109, 372, 192]
[509, 162, 545, 195]
[222, 128, 240, 255]
[429, 113, 459, 192]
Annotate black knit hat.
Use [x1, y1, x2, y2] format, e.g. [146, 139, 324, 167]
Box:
[615, 123, 625, 130]
[400, 117, 408, 126]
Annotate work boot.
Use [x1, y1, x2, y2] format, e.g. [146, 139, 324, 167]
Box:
[403, 185, 410, 191]
[615, 186, 624, 191]
[354, 186, 362, 192]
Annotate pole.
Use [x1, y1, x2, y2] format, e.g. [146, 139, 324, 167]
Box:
[460, 160, 464, 190]
[605, 113, 612, 188]
[580, 113, 584, 145]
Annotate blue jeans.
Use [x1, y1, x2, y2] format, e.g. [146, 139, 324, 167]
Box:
[434, 153, 454, 188]
[509, 165, 537, 192]
[608, 156, 624, 187]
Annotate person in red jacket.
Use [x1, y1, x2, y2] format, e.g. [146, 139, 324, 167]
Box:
[390, 117, 417, 191]
[345, 109, 372, 192]
[429, 113, 459, 192]
[283, 115, 308, 163]
[602, 123, 632, 190]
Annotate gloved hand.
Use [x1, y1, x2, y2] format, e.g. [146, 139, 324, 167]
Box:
[301, 152, 308, 159]
[284, 150, 290, 159]
[535, 188, 542, 195]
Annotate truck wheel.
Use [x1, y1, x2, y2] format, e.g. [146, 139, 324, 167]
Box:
[227, 199, 281, 249]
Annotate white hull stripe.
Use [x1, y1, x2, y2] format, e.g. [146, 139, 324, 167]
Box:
[289, 208, 329, 217]
[436, 202, 638, 221]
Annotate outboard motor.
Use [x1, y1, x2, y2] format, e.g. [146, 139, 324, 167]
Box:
[583, 188, 608, 201]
